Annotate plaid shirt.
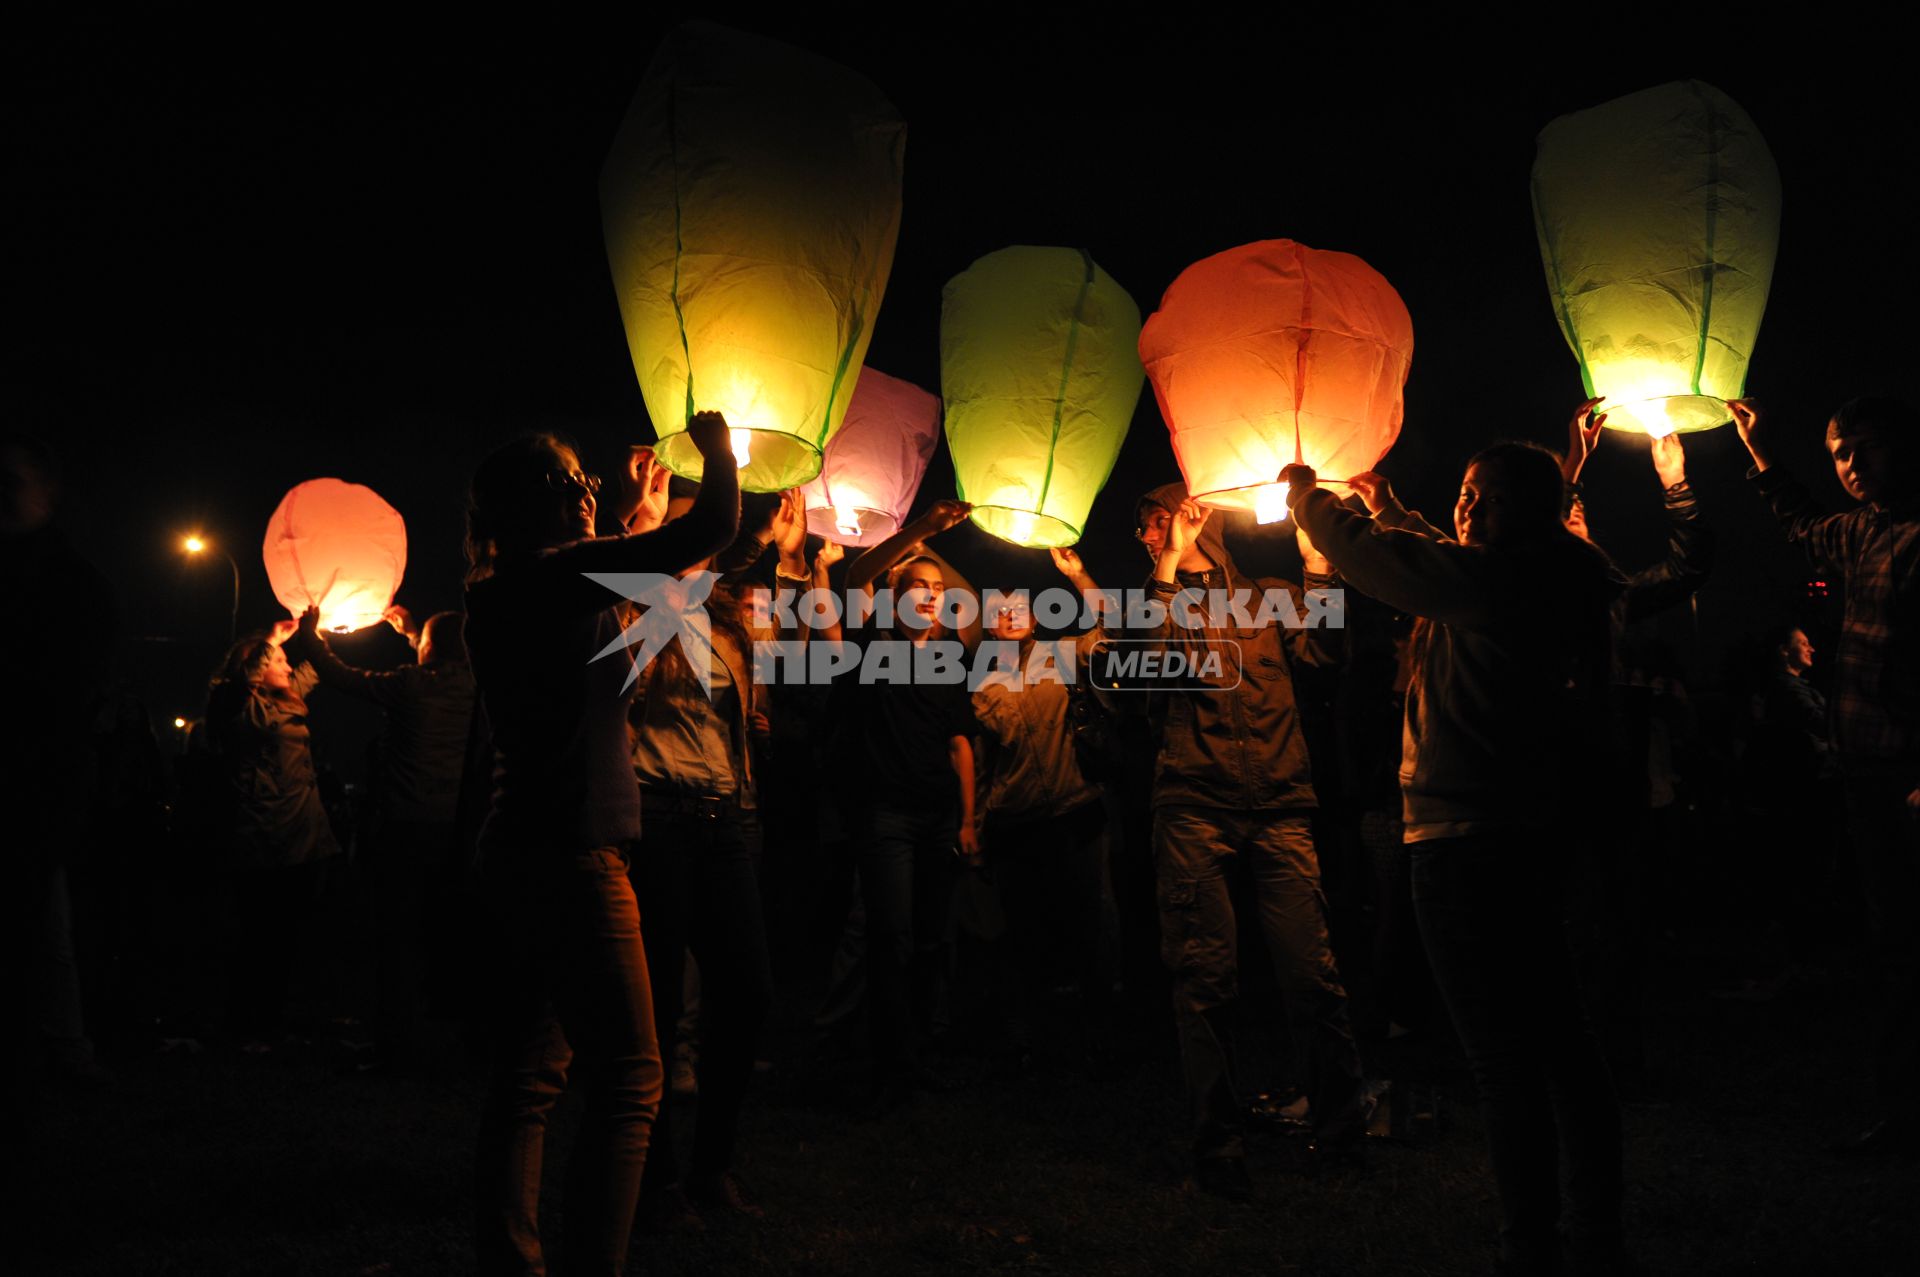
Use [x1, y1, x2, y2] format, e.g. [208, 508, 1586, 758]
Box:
[1752, 467, 1920, 773]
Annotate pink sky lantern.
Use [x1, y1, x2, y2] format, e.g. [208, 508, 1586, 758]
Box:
[262, 478, 407, 633]
[800, 366, 941, 546]
[1140, 239, 1413, 523]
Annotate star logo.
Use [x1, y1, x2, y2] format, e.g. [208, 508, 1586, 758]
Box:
[585, 570, 720, 696]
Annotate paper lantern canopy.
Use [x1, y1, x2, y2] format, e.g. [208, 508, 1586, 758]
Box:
[799, 367, 940, 546]
[262, 479, 407, 633]
[601, 21, 906, 491]
[1140, 240, 1413, 523]
[941, 247, 1143, 548]
[1532, 80, 1781, 437]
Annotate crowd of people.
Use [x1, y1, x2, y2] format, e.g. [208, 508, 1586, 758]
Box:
[6, 390, 1917, 1276]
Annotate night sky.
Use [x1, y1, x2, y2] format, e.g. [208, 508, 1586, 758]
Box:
[12, 14, 1916, 744]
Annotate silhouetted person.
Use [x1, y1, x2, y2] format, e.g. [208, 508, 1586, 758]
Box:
[300, 604, 476, 1071]
[1287, 440, 1627, 1275]
[463, 417, 737, 1276]
[205, 622, 341, 1049]
[1735, 395, 1920, 1155]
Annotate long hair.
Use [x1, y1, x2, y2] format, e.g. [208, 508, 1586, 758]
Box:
[204, 632, 274, 753]
[464, 432, 575, 583]
[1465, 440, 1568, 540]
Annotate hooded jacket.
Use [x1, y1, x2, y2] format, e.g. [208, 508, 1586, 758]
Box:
[1136, 482, 1342, 812]
[1291, 486, 1621, 840]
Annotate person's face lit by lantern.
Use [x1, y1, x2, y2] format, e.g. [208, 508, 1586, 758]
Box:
[254, 642, 293, 693]
[743, 586, 775, 642]
[896, 557, 945, 640]
[1136, 506, 1172, 561]
[539, 445, 600, 544]
[1455, 463, 1518, 548]
[991, 595, 1033, 642]
[1781, 628, 1815, 675]
[1827, 422, 1904, 506]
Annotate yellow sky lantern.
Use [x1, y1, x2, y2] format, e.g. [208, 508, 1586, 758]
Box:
[1140, 240, 1413, 522]
[799, 366, 940, 546]
[600, 22, 906, 491]
[941, 247, 1142, 548]
[262, 479, 406, 633]
[1532, 80, 1781, 437]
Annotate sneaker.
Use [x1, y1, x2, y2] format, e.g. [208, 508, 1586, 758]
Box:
[1194, 1155, 1253, 1202]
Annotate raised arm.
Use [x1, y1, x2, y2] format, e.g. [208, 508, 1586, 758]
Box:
[289, 606, 403, 706]
[1285, 466, 1503, 627]
[846, 499, 972, 593]
[1562, 397, 1608, 485]
[1621, 433, 1715, 624]
[1731, 399, 1861, 568]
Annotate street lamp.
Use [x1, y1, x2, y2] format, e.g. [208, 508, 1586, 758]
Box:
[183, 534, 240, 640]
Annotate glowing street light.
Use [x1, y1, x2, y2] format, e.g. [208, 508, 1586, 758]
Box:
[183, 533, 240, 640]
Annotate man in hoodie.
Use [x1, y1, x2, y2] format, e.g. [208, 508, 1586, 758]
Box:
[1283, 443, 1627, 1276]
[1133, 481, 1365, 1200]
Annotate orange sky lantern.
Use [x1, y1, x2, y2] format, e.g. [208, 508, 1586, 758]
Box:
[1140, 239, 1413, 522]
[261, 478, 407, 633]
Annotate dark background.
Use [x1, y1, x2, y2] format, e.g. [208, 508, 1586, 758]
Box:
[10, 12, 1914, 746]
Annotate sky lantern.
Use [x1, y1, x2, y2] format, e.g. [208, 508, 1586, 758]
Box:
[1532, 80, 1781, 438]
[941, 246, 1142, 548]
[1140, 239, 1413, 523]
[262, 479, 406, 633]
[600, 21, 906, 491]
[799, 366, 940, 546]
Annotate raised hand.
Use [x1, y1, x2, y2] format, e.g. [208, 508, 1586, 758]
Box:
[1279, 462, 1317, 493]
[684, 410, 733, 464]
[1167, 500, 1211, 556]
[625, 446, 672, 531]
[814, 538, 844, 571]
[1565, 397, 1608, 482]
[1649, 431, 1688, 489]
[914, 499, 974, 537]
[1347, 471, 1396, 516]
[769, 488, 808, 558]
[1049, 546, 1085, 577]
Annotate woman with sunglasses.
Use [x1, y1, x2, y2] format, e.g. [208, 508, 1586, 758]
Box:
[463, 413, 738, 1277]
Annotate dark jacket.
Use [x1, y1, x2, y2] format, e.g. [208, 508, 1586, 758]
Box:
[307, 641, 477, 827]
[209, 662, 342, 870]
[1292, 488, 1620, 840]
[1137, 482, 1341, 812]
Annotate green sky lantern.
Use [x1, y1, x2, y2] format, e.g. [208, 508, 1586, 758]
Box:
[600, 22, 906, 490]
[940, 247, 1143, 548]
[1532, 80, 1781, 437]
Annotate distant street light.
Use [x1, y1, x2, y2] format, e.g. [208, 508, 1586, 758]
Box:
[183, 533, 240, 640]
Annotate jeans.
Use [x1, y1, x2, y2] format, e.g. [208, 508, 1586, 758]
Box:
[1153, 805, 1364, 1159]
[1411, 832, 1622, 1270]
[860, 804, 959, 1082]
[474, 845, 662, 1277]
[986, 800, 1115, 1047]
[627, 804, 772, 1191]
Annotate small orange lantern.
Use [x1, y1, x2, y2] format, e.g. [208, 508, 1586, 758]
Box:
[262, 479, 407, 633]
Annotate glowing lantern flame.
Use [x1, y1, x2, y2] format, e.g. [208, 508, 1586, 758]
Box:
[262, 479, 407, 634]
[1253, 483, 1292, 526]
[600, 22, 906, 491]
[834, 505, 863, 538]
[730, 429, 753, 468]
[1532, 80, 1781, 436]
